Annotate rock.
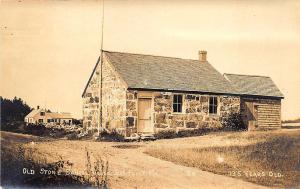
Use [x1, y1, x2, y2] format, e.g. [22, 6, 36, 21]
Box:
[188, 114, 203, 121]
[126, 93, 134, 100]
[156, 113, 167, 124]
[198, 122, 209, 129]
[200, 96, 208, 103]
[126, 117, 134, 127]
[171, 120, 184, 128]
[186, 107, 196, 113]
[186, 95, 196, 100]
[186, 122, 197, 128]
[132, 111, 137, 116]
[126, 101, 136, 111]
[155, 123, 168, 128]
[154, 105, 162, 112]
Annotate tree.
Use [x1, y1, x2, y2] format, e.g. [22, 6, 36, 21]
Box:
[0, 96, 32, 123]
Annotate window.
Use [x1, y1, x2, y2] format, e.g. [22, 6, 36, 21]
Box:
[40, 112, 45, 116]
[209, 96, 218, 114]
[89, 97, 94, 103]
[38, 119, 43, 123]
[173, 94, 183, 113]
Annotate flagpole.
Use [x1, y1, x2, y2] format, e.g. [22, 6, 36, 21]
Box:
[98, 0, 105, 136]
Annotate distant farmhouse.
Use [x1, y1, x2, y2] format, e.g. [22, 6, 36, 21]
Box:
[82, 50, 284, 136]
[25, 106, 73, 125]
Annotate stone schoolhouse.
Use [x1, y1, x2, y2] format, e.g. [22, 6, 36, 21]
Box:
[82, 50, 284, 136]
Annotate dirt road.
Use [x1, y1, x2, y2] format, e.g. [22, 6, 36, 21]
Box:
[1, 131, 269, 189]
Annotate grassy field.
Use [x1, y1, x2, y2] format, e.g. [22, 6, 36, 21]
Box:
[145, 130, 300, 188]
[1, 129, 299, 188]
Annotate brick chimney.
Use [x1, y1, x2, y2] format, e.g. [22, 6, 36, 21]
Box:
[199, 50, 207, 62]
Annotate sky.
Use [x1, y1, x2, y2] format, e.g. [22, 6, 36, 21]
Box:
[1, 0, 300, 119]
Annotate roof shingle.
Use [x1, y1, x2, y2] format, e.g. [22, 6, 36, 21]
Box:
[104, 51, 238, 95]
[224, 73, 284, 98]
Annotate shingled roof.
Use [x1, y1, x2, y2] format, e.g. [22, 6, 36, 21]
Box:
[103, 50, 238, 95]
[224, 74, 284, 98]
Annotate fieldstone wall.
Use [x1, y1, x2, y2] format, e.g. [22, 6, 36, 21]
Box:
[153, 93, 240, 132]
[83, 55, 127, 134]
[82, 66, 100, 131]
[101, 57, 127, 134]
[125, 90, 240, 135]
[125, 91, 138, 136]
[241, 97, 281, 130]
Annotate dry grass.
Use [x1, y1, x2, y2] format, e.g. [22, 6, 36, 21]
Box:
[145, 130, 300, 188]
[1, 142, 89, 187]
[85, 147, 109, 189]
[0, 131, 108, 188]
[2, 130, 299, 188]
[112, 144, 142, 149]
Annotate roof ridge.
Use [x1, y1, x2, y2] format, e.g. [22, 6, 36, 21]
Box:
[103, 49, 203, 62]
[224, 73, 270, 78]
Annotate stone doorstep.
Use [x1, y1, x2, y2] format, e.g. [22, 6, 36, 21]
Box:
[124, 135, 140, 142]
[124, 133, 156, 141]
[140, 133, 156, 140]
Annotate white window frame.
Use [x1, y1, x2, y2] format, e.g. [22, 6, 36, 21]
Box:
[173, 94, 184, 113]
[209, 96, 219, 115]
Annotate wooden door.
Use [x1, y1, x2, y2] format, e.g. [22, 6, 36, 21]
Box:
[253, 104, 259, 127]
[245, 101, 254, 130]
[245, 102, 259, 130]
[138, 98, 153, 133]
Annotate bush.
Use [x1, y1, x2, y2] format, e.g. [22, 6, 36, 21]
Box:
[177, 128, 210, 137]
[48, 128, 68, 138]
[66, 132, 79, 140]
[0, 121, 25, 132]
[23, 124, 49, 136]
[72, 119, 82, 125]
[99, 129, 124, 142]
[222, 112, 246, 130]
[154, 127, 216, 139]
[154, 129, 177, 139]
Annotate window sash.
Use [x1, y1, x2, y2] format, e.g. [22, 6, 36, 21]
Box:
[173, 95, 183, 113]
[209, 97, 218, 114]
[173, 103, 182, 112]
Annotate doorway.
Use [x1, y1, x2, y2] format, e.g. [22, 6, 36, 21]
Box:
[138, 98, 153, 133]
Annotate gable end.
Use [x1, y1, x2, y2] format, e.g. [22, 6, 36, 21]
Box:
[82, 56, 100, 97]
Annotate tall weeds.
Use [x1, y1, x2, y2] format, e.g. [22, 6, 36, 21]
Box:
[85, 147, 109, 189]
[1, 144, 90, 187]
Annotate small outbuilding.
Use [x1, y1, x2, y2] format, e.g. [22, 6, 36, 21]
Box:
[82, 50, 284, 136]
[224, 74, 284, 130]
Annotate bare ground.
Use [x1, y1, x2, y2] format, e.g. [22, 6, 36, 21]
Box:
[2, 130, 292, 189]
